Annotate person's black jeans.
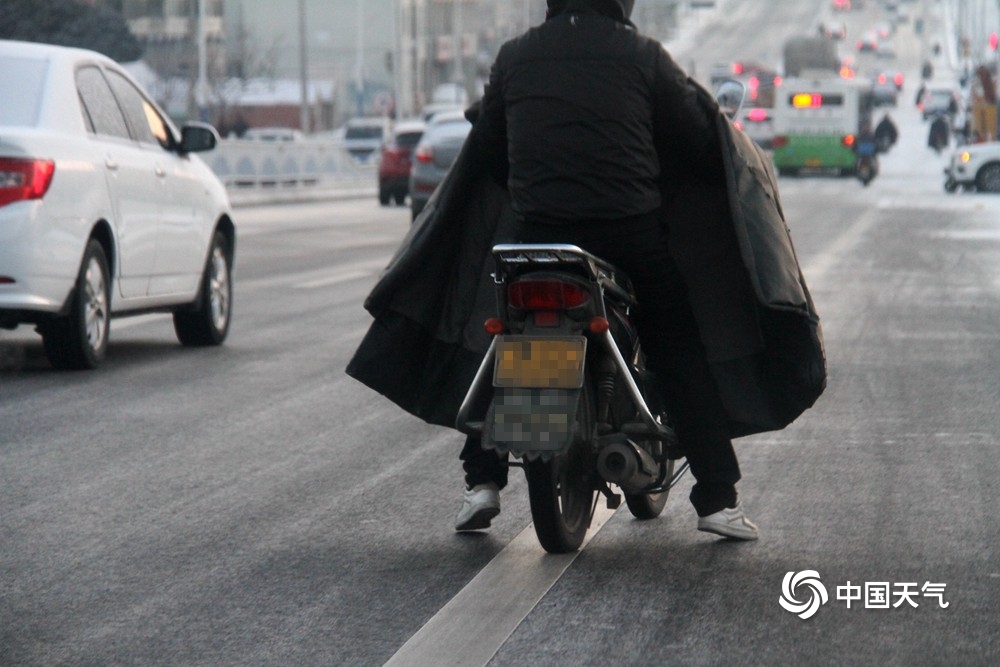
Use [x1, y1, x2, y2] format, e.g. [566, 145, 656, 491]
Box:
[461, 211, 741, 517]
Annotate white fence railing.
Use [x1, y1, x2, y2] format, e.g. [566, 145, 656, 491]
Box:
[206, 139, 377, 205]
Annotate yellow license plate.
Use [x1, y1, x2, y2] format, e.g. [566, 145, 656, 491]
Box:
[494, 336, 586, 389]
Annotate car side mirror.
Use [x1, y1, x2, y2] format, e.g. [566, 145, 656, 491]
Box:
[178, 122, 219, 154]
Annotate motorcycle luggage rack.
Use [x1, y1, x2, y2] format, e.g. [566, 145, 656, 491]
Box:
[491, 244, 637, 309]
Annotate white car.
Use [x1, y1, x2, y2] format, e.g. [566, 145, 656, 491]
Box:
[944, 142, 1000, 193]
[341, 117, 392, 162]
[0, 40, 235, 369]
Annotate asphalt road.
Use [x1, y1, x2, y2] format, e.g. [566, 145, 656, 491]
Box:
[2, 1, 999, 665]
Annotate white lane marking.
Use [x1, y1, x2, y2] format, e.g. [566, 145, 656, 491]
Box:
[292, 258, 389, 289]
[383, 504, 617, 667]
[296, 270, 374, 289]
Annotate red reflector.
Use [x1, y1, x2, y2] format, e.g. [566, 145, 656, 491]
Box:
[0, 158, 55, 207]
[878, 74, 887, 85]
[508, 280, 589, 310]
[894, 73, 903, 86]
[588, 317, 609, 334]
[484, 317, 505, 335]
[771, 135, 789, 149]
[843, 134, 856, 147]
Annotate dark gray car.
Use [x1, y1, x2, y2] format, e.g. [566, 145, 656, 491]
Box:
[408, 110, 472, 221]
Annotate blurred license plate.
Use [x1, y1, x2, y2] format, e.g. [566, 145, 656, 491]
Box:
[494, 336, 586, 389]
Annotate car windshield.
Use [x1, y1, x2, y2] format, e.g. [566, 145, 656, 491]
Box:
[345, 125, 383, 140]
[0, 56, 48, 127]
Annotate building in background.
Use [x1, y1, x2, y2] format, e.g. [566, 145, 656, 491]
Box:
[94, 0, 681, 129]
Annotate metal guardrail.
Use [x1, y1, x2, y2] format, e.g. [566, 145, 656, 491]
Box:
[206, 138, 377, 206]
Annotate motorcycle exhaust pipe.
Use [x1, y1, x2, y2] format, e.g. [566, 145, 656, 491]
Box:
[597, 437, 659, 494]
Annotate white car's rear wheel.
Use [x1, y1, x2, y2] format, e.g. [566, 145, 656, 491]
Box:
[41, 240, 110, 370]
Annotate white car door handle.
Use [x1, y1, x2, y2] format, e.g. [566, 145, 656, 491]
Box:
[105, 158, 119, 171]
[154, 166, 166, 178]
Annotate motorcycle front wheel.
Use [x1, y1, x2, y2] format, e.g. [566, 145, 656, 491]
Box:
[523, 383, 597, 553]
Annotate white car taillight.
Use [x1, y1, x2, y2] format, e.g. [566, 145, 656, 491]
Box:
[0, 157, 55, 207]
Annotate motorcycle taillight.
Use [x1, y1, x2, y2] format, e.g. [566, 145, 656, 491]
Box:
[508, 279, 590, 310]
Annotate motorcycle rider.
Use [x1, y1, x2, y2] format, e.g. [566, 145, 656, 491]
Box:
[455, 0, 758, 540]
[874, 113, 898, 153]
[928, 113, 950, 153]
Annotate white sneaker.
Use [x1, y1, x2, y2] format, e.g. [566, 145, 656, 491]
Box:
[454, 483, 501, 531]
[697, 502, 759, 541]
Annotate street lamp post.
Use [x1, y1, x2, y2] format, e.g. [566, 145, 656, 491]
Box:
[196, 0, 208, 121]
[298, 0, 310, 132]
[356, 0, 366, 117]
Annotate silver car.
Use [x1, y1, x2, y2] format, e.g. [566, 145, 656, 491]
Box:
[408, 110, 472, 221]
[0, 40, 235, 369]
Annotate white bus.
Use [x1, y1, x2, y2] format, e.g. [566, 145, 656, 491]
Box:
[771, 75, 874, 175]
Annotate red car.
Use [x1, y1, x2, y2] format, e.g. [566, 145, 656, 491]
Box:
[378, 120, 426, 206]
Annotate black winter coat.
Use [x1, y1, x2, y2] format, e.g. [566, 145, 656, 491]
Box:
[476, 9, 722, 222]
[345, 86, 827, 439]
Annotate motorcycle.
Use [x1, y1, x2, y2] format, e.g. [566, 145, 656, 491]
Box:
[855, 138, 879, 186]
[456, 244, 688, 553]
[455, 81, 745, 554]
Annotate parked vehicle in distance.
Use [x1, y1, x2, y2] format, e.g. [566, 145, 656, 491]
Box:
[378, 119, 425, 206]
[408, 110, 472, 221]
[944, 141, 1000, 193]
[0, 40, 235, 369]
[342, 116, 392, 162]
[242, 126, 304, 142]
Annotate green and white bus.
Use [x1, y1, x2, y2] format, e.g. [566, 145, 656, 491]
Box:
[771, 75, 874, 175]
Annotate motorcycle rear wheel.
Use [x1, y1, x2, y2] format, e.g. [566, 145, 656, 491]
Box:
[524, 383, 597, 553]
[623, 440, 672, 520]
